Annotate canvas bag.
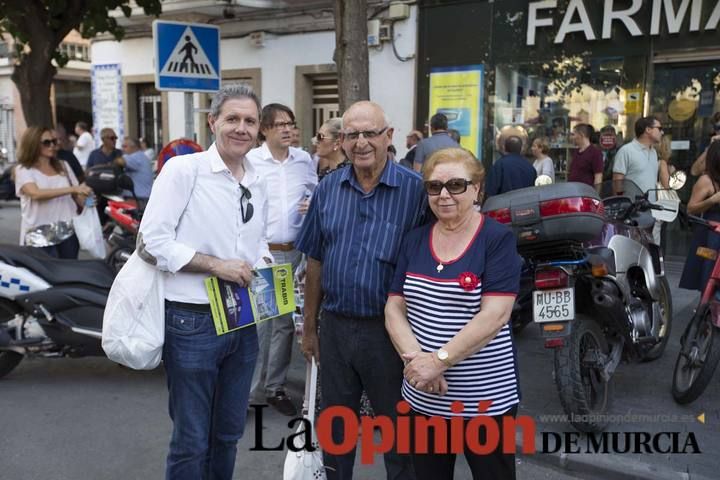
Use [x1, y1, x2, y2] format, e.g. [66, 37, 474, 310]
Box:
[283, 358, 328, 480]
[101, 250, 165, 369]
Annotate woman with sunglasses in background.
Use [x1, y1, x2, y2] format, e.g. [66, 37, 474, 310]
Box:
[14, 126, 93, 258]
[313, 118, 349, 181]
[385, 147, 522, 479]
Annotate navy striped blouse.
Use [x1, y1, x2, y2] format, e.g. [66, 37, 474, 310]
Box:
[295, 160, 427, 317]
[388, 216, 522, 417]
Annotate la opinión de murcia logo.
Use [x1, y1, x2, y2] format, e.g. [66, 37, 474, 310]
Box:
[249, 400, 702, 462]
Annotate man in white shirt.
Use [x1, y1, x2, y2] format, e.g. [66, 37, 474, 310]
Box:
[139, 84, 271, 480]
[247, 103, 318, 416]
[72, 121, 93, 168]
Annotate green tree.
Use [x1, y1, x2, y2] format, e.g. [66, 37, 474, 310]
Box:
[0, 0, 162, 127]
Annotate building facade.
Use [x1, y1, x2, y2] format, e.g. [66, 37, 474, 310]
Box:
[90, 0, 418, 157]
[416, 0, 720, 257]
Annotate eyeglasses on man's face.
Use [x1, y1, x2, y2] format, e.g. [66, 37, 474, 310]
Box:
[239, 184, 254, 223]
[650, 125, 664, 132]
[271, 121, 296, 130]
[342, 126, 389, 142]
[424, 178, 473, 196]
[41, 138, 59, 147]
[104, 135, 118, 141]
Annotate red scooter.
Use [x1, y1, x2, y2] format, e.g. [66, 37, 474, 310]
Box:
[672, 214, 720, 403]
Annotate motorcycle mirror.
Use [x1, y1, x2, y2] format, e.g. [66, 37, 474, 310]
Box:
[117, 174, 135, 192]
[669, 170, 687, 191]
[535, 175, 553, 186]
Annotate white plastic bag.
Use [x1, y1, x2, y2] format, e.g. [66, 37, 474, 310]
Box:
[74, 206, 106, 259]
[102, 251, 165, 369]
[283, 358, 327, 480]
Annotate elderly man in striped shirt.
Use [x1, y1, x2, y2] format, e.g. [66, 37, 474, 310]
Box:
[296, 101, 426, 480]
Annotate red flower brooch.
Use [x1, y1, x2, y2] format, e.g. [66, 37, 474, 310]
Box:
[458, 272, 480, 291]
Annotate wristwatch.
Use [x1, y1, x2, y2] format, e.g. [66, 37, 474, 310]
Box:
[436, 348, 453, 368]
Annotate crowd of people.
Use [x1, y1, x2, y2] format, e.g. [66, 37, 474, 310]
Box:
[7, 80, 720, 480]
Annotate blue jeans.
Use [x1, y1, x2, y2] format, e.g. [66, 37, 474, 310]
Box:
[320, 311, 415, 480]
[163, 302, 259, 480]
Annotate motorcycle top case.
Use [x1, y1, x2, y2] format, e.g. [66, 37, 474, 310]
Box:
[85, 165, 122, 195]
[482, 182, 604, 248]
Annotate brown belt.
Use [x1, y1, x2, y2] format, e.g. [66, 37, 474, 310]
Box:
[269, 242, 295, 252]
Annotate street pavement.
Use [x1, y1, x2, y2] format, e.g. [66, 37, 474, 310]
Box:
[0, 199, 718, 479]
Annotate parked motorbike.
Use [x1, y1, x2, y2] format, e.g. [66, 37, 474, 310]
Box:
[0, 245, 115, 378]
[484, 177, 681, 432]
[672, 214, 720, 404]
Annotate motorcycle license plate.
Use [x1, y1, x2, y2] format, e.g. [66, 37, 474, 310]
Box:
[533, 288, 574, 323]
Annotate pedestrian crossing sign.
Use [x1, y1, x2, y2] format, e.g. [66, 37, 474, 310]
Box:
[153, 20, 220, 92]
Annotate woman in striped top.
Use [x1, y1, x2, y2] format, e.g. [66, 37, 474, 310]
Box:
[385, 147, 522, 480]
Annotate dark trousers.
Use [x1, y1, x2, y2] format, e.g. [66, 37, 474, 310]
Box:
[162, 302, 259, 480]
[410, 406, 518, 480]
[319, 311, 415, 480]
[38, 234, 80, 259]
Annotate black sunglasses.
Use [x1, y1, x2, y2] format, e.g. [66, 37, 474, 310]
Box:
[104, 135, 118, 141]
[239, 184, 254, 223]
[424, 178, 473, 196]
[315, 132, 328, 142]
[41, 138, 59, 147]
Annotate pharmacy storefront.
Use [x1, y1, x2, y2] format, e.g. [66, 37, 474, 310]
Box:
[417, 0, 720, 257]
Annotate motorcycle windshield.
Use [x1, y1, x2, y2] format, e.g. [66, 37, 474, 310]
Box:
[597, 179, 644, 200]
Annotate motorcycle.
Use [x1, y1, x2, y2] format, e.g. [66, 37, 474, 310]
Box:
[484, 177, 681, 432]
[0, 245, 115, 378]
[671, 214, 720, 404]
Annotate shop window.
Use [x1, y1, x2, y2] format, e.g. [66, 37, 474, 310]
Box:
[492, 56, 645, 179]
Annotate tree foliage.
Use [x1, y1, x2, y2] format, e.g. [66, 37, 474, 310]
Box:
[0, 0, 162, 127]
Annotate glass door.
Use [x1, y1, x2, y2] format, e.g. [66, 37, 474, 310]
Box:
[650, 61, 720, 258]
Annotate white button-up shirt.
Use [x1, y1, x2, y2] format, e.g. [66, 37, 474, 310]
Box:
[246, 143, 318, 244]
[140, 144, 272, 303]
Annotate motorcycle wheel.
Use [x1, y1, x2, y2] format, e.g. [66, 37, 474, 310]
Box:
[641, 276, 673, 362]
[671, 311, 720, 404]
[0, 299, 24, 379]
[554, 314, 611, 433]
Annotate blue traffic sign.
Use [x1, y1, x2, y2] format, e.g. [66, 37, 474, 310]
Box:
[153, 20, 220, 92]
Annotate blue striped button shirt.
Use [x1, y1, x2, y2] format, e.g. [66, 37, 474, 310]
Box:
[295, 160, 427, 317]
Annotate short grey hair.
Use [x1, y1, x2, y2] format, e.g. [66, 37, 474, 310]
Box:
[123, 137, 140, 149]
[323, 118, 343, 139]
[209, 83, 261, 118]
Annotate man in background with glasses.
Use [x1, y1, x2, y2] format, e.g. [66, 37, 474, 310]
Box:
[296, 101, 425, 480]
[613, 116, 662, 200]
[246, 103, 317, 416]
[140, 83, 272, 480]
[86, 128, 121, 170]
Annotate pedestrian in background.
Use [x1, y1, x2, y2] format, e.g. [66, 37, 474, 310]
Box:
[14, 126, 92, 258]
[690, 112, 720, 176]
[117, 137, 154, 203]
[313, 117, 349, 180]
[400, 129, 423, 170]
[613, 117, 662, 198]
[247, 103, 317, 417]
[86, 128, 122, 170]
[413, 113, 459, 172]
[72, 121, 93, 169]
[530, 137, 555, 182]
[484, 135, 536, 199]
[568, 124, 603, 186]
[140, 83, 272, 480]
[296, 100, 424, 480]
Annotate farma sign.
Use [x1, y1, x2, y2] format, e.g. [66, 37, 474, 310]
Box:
[527, 0, 720, 45]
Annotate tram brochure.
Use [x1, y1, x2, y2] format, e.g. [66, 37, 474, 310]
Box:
[205, 263, 296, 335]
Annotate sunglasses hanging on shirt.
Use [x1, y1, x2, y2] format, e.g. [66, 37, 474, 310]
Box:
[239, 184, 254, 223]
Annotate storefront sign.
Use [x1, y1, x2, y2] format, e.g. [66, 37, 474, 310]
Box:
[429, 65, 484, 160]
[527, 0, 720, 45]
[91, 63, 124, 147]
